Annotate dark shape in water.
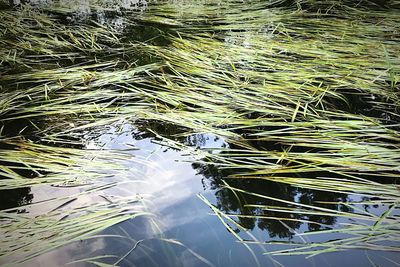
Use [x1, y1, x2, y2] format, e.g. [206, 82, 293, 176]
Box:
[193, 159, 349, 239]
[0, 187, 33, 211]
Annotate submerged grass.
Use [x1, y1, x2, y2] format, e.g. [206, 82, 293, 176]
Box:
[0, 0, 400, 264]
[132, 0, 400, 258]
[0, 8, 158, 259]
[0, 196, 150, 266]
[0, 139, 133, 189]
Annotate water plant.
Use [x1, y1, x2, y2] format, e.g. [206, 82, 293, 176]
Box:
[0, 0, 399, 265]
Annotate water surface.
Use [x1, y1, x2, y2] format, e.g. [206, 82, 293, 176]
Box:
[1, 1, 399, 266]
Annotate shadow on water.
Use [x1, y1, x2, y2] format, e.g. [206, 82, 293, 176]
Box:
[0, 122, 37, 211]
[0, 188, 33, 211]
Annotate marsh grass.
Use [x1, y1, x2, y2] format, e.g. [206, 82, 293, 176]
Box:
[0, 0, 399, 264]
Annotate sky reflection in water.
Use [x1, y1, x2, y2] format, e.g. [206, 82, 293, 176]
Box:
[18, 122, 398, 267]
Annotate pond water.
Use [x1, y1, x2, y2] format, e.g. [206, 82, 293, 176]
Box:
[2, 121, 398, 266]
[1, 0, 400, 266]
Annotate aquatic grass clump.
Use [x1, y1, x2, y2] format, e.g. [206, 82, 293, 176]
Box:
[132, 12, 400, 175]
[148, 30, 399, 116]
[0, 196, 150, 266]
[0, 139, 135, 189]
[0, 7, 120, 71]
[0, 137, 158, 265]
[0, 59, 161, 137]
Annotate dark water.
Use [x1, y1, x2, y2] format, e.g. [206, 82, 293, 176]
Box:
[1, 1, 400, 267]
